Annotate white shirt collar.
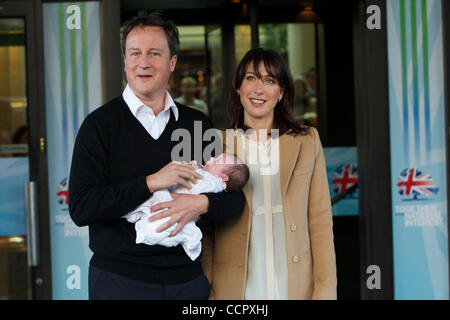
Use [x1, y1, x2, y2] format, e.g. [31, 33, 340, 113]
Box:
[122, 84, 179, 121]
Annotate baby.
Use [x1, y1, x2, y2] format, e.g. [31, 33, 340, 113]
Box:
[122, 153, 249, 260]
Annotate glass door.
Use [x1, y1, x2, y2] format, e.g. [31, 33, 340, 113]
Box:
[205, 25, 225, 129]
[0, 17, 32, 300]
[0, 1, 50, 300]
[169, 25, 209, 117]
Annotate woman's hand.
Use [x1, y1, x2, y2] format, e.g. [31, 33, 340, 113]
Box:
[148, 193, 209, 236]
[146, 161, 202, 192]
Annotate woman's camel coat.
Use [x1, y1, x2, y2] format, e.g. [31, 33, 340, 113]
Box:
[201, 127, 337, 300]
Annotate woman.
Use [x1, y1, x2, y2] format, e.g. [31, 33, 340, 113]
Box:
[210, 48, 337, 300]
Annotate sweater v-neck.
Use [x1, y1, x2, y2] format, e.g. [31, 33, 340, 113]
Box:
[120, 96, 177, 144]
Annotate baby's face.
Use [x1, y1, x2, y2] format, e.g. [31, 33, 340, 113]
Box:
[203, 154, 240, 180]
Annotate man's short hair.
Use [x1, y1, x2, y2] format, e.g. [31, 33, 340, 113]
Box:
[121, 11, 180, 58]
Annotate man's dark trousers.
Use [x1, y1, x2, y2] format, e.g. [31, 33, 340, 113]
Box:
[88, 264, 210, 300]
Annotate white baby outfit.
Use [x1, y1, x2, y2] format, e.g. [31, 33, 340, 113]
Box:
[122, 168, 226, 260]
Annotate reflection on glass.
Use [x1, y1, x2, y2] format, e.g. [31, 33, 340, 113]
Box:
[0, 236, 30, 299]
[170, 26, 209, 116]
[206, 26, 226, 129]
[0, 18, 28, 158]
[234, 25, 251, 66]
[234, 23, 318, 128]
[175, 76, 208, 115]
[0, 18, 31, 300]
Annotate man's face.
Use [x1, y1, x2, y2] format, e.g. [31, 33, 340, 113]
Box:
[124, 26, 177, 102]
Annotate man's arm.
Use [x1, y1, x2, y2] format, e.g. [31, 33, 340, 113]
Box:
[68, 116, 152, 226]
[148, 116, 245, 235]
[200, 116, 245, 221]
[148, 189, 245, 236]
[201, 191, 245, 222]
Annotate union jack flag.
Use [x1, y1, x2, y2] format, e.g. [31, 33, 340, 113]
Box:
[397, 168, 439, 199]
[57, 177, 69, 205]
[331, 163, 358, 194]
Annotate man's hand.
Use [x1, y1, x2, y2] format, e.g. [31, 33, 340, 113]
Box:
[149, 193, 209, 237]
[146, 161, 202, 193]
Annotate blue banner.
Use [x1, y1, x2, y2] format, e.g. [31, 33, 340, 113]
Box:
[43, 2, 102, 299]
[387, 0, 448, 299]
[324, 147, 358, 216]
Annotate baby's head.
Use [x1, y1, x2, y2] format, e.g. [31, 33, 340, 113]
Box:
[203, 153, 249, 192]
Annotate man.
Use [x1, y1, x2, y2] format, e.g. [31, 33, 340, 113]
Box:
[68, 12, 244, 300]
[175, 76, 209, 115]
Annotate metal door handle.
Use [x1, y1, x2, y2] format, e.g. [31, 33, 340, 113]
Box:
[25, 181, 40, 266]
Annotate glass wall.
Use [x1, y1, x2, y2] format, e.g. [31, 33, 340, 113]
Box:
[0, 18, 31, 300]
[0, 18, 28, 156]
[169, 26, 208, 116]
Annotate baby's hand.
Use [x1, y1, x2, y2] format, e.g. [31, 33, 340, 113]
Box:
[188, 160, 202, 169]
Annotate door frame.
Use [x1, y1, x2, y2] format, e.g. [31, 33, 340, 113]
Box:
[0, 0, 52, 299]
[442, 0, 450, 295]
[352, 0, 394, 299]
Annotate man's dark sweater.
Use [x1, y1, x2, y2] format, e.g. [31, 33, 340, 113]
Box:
[68, 96, 244, 285]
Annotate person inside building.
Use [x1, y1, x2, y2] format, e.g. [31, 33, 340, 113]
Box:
[210, 48, 337, 300]
[175, 76, 209, 115]
[292, 76, 310, 121]
[68, 12, 245, 300]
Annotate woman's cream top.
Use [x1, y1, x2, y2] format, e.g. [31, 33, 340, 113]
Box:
[242, 134, 288, 300]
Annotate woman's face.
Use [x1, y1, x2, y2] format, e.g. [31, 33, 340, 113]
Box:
[237, 61, 283, 126]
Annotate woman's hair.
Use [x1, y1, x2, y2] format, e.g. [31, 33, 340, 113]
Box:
[121, 11, 179, 58]
[227, 48, 309, 136]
